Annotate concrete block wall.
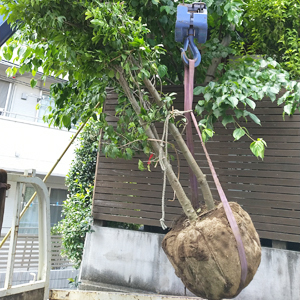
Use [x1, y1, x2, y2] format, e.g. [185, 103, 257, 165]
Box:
[79, 226, 300, 300]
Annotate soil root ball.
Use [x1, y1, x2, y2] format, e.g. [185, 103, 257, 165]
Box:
[162, 202, 261, 300]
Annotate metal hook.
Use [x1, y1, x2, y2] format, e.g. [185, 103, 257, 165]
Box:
[180, 28, 201, 67]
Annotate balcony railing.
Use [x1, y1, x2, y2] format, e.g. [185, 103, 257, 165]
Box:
[0, 109, 44, 123]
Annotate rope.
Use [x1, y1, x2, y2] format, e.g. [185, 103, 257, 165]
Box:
[158, 115, 170, 230]
[158, 109, 192, 230]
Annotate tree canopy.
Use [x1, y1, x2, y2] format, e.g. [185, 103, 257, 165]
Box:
[0, 0, 299, 161]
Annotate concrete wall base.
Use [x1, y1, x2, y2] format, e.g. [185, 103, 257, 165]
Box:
[79, 226, 300, 300]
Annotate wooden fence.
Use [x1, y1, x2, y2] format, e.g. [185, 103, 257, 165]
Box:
[93, 86, 300, 243]
[0, 235, 73, 271]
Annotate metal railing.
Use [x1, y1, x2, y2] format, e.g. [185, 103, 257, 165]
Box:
[0, 110, 44, 123]
[0, 173, 51, 300]
[0, 235, 73, 271]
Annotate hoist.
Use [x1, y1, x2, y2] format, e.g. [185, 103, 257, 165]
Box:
[175, 2, 208, 67]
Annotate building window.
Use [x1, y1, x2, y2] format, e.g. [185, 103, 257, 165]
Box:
[0, 80, 10, 114]
[19, 186, 68, 234]
[50, 188, 68, 227]
[37, 95, 53, 123]
[19, 186, 38, 234]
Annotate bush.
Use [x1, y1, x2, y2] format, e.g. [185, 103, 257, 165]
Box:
[53, 120, 100, 269]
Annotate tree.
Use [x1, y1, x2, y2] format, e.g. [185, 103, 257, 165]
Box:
[1, 0, 300, 235]
[240, 0, 300, 79]
[0, 0, 299, 297]
[2, 0, 298, 206]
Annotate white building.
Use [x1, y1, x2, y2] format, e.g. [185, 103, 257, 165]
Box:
[0, 60, 76, 234]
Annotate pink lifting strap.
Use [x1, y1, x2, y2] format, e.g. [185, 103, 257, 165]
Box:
[184, 59, 248, 293]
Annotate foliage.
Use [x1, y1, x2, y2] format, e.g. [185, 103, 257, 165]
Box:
[68, 275, 81, 288]
[0, 0, 284, 160]
[53, 120, 99, 268]
[194, 56, 300, 157]
[52, 119, 141, 267]
[0, 0, 299, 161]
[235, 0, 300, 78]
[0, 1, 299, 220]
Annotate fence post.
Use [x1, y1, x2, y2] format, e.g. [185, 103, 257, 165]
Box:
[0, 169, 11, 235]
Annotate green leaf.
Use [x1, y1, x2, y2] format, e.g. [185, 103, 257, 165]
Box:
[284, 104, 293, 115]
[138, 159, 146, 171]
[3, 50, 13, 61]
[194, 86, 205, 95]
[208, 81, 215, 89]
[62, 115, 71, 128]
[140, 107, 147, 115]
[125, 148, 133, 159]
[228, 96, 238, 107]
[6, 67, 14, 77]
[204, 92, 212, 101]
[141, 68, 150, 78]
[250, 139, 266, 160]
[204, 128, 214, 138]
[158, 65, 167, 78]
[222, 115, 234, 127]
[234, 109, 243, 119]
[201, 131, 207, 143]
[245, 98, 256, 110]
[195, 104, 204, 115]
[19, 64, 29, 75]
[213, 108, 222, 118]
[233, 128, 246, 140]
[30, 78, 37, 88]
[160, 6, 171, 14]
[108, 70, 115, 78]
[244, 111, 261, 125]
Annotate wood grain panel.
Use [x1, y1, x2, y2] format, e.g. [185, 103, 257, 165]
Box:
[93, 87, 300, 243]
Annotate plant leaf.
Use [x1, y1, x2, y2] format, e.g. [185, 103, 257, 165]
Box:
[194, 86, 205, 95]
[233, 128, 246, 140]
[250, 139, 266, 160]
[158, 65, 167, 78]
[222, 115, 234, 127]
[30, 78, 37, 88]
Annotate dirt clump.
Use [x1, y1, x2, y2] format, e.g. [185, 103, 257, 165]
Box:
[162, 202, 261, 300]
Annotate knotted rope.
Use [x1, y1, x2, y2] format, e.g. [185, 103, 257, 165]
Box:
[158, 108, 194, 230]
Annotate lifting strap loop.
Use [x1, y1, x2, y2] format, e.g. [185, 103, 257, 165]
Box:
[184, 58, 248, 294]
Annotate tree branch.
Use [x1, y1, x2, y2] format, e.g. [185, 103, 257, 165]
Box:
[204, 24, 236, 84]
[143, 77, 215, 210]
[116, 67, 198, 222]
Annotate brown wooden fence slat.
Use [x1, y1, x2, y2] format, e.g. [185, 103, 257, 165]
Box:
[94, 200, 183, 214]
[93, 87, 300, 243]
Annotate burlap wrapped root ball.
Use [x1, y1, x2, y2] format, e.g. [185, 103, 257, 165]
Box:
[162, 202, 261, 300]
